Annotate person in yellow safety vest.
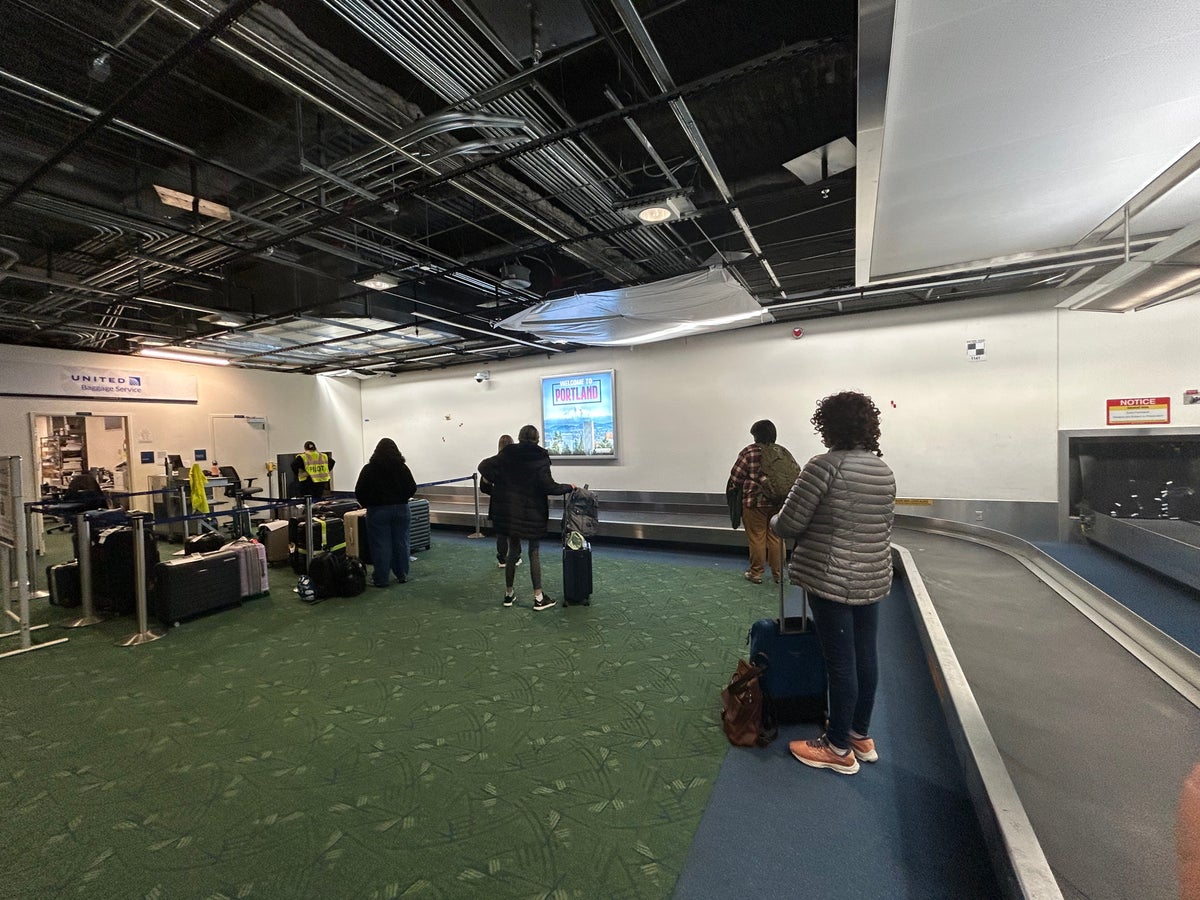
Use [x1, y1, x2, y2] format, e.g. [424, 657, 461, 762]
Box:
[291, 440, 335, 499]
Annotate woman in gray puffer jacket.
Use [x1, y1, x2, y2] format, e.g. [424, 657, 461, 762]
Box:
[771, 391, 896, 776]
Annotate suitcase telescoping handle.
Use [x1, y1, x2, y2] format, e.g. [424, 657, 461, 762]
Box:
[778, 539, 811, 634]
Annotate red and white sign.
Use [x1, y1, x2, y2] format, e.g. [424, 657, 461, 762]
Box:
[1106, 396, 1171, 426]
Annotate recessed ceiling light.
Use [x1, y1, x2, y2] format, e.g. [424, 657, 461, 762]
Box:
[618, 194, 697, 226]
[355, 273, 400, 290]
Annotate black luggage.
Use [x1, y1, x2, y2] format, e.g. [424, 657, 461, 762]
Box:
[154, 549, 242, 626]
[47, 560, 81, 608]
[409, 498, 431, 552]
[91, 525, 159, 615]
[306, 551, 340, 601]
[562, 537, 593, 607]
[184, 531, 227, 555]
[336, 556, 367, 598]
[747, 544, 827, 724]
[290, 516, 347, 574]
[310, 497, 361, 519]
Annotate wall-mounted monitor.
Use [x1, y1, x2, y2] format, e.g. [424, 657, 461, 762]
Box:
[541, 370, 616, 460]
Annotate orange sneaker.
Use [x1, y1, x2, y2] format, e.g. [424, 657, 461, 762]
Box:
[789, 735, 860, 775]
[849, 735, 878, 763]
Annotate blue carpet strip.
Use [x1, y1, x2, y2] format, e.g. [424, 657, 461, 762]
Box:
[673, 573, 998, 899]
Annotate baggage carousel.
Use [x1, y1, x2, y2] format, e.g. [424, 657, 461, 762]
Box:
[426, 486, 1200, 898]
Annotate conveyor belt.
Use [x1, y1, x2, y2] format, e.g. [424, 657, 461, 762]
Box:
[1083, 513, 1200, 591]
[895, 524, 1200, 900]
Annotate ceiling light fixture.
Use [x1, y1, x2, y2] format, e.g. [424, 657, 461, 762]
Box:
[617, 194, 697, 226]
[138, 347, 231, 366]
[200, 311, 247, 328]
[500, 263, 532, 290]
[355, 273, 400, 291]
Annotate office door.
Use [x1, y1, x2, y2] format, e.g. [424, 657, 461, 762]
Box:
[211, 415, 271, 497]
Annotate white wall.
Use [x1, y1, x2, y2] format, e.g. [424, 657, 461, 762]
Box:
[359, 288, 1200, 503]
[2, 287, 1196, 509]
[0, 345, 364, 508]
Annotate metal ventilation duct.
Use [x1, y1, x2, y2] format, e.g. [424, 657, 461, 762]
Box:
[1060, 220, 1200, 312]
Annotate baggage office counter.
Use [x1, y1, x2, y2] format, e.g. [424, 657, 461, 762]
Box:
[894, 522, 1200, 900]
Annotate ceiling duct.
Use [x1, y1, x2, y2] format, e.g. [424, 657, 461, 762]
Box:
[500, 263, 531, 290]
[1060, 219, 1200, 312]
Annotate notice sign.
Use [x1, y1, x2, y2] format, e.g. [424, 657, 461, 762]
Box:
[1106, 397, 1170, 426]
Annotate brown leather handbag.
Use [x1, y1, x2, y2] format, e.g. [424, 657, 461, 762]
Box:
[720, 658, 776, 747]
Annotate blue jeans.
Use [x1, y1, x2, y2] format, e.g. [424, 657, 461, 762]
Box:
[808, 594, 880, 750]
[366, 503, 411, 586]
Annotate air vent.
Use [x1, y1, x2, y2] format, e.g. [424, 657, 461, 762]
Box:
[500, 263, 531, 290]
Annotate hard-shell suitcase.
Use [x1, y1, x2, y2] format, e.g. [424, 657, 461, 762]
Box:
[408, 498, 431, 552]
[344, 508, 370, 563]
[184, 531, 227, 555]
[310, 497, 361, 520]
[154, 549, 242, 626]
[747, 543, 827, 724]
[230, 539, 269, 599]
[562, 538, 593, 607]
[47, 560, 81, 608]
[291, 516, 346, 574]
[91, 525, 159, 616]
[257, 520, 290, 565]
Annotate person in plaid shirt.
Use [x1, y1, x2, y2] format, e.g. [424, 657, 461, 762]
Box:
[728, 419, 783, 585]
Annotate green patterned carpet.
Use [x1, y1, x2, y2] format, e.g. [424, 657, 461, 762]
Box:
[3, 534, 761, 899]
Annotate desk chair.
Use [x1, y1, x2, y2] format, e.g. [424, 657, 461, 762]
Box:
[219, 466, 263, 501]
[219, 466, 263, 538]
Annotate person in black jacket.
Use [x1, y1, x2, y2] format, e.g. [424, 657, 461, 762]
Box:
[478, 424, 572, 611]
[354, 438, 417, 588]
[480, 433, 517, 568]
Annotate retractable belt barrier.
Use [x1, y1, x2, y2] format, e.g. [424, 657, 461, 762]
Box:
[13, 473, 482, 651]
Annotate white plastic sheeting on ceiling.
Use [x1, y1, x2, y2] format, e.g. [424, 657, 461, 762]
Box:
[496, 267, 772, 347]
[867, 0, 1200, 280]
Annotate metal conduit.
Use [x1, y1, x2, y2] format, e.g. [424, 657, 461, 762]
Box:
[155, 0, 625, 280]
[610, 0, 782, 293]
[329, 0, 677, 274]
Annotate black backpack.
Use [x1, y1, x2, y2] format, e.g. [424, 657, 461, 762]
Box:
[336, 557, 367, 597]
[562, 485, 599, 539]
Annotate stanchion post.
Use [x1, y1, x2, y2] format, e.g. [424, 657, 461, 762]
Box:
[468, 472, 484, 538]
[1, 456, 67, 659]
[178, 485, 190, 541]
[118, 512, 164, 646]
[62, 512, 103, 628]
[24, 502, 48, 599]
[304, 496, 313, 574]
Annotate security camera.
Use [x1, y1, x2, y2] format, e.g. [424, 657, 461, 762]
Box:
[474, 370, 490, 383]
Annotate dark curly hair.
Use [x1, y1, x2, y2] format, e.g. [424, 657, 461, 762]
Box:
[811, 391, 883, 456]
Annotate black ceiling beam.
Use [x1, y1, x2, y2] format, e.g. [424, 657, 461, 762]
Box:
[178, 36, 844, 278]
[0, 0, 262, 214]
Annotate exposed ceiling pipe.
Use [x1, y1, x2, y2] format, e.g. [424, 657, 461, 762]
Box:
[0, 0, 261, 214]
[609, 0, 782, 294]
[151, 0, 636, 282]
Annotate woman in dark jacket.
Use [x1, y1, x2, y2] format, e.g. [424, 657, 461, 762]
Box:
[481, 433, 515, 567]
[477, 424, 572, 611]
[354, 438, 417, 588]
